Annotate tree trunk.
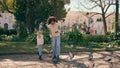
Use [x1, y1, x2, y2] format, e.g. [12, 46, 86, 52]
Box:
[25, 0, 30, 34]
[102, 14, 107, 34]
[101, 7, 107, 34]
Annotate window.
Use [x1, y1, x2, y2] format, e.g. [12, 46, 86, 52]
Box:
[4, 23, 8, 29]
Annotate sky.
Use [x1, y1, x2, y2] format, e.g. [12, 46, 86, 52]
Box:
[64, 0, 119, 13]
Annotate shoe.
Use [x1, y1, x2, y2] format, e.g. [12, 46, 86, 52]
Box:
[56, 55, 60, 62]
[52, 55, 56, 60]
[52, 55, 58, 63]
[39, 55, 42, 60]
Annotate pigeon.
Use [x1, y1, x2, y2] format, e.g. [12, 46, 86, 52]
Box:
[88, 53, 93, 61]
[68, 52, 74, 61]
[105, 58, 112, 62]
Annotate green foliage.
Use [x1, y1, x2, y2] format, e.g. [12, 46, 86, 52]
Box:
[26, 30, 51, 44]
[108, 32, 120, 46]
[0, 28, 17, 35]
[83, 35, 109, 42]
[43, 30, 51, 44]
[0, 35, 22, 41]
[0, 0, 16, 13]
[65, 30, 83, 44]
[109, 32, 120, 40]
[26, 33, 37, 43]
[14, 0, 66, 34]
[50, 0, 66, 19]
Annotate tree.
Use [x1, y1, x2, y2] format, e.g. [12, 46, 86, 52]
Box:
[49, 0, 67, 19]
[0, 0, 16, 13]
[0, 0, 67, 35]
[81, 0, 114, 34]
[14, 0, 66, 35]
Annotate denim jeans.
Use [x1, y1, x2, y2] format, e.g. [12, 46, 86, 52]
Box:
[38, 45, 42, 56]
[51, 36, 60, 56]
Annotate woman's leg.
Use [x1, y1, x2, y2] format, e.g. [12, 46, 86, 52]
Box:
[56, 36, 60, 56]
[52, 37, 56, 56]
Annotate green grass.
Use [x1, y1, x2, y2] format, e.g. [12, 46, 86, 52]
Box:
[0, 42, 37, 54]
[0, 41, 120, 54]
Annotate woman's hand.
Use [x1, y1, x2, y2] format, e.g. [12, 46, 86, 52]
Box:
[55, 31, 59, 33]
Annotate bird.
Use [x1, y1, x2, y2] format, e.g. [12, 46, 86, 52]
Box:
[105, 58, 112, 62]
[88, 53, 93, 61]
[68, 52, 74, 61]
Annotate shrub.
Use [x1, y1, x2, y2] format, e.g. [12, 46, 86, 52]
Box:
[0, 35, 22, 41]
[83, 35, 109, 42]
[109, 32, 120, 41]
[25, 30, 51, 44]
[0, 28, 17, 35]
[65, 29, 83, 44]
[9, 29, 17, 35]
[43, 30, 51, 44]
[26, 33, 37, 43]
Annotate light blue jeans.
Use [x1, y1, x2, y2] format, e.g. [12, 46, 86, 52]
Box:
[52, 36, 60, 56]
[38, 45, 42, 56]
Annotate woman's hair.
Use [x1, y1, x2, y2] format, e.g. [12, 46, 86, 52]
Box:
[47, 16, 57, 24]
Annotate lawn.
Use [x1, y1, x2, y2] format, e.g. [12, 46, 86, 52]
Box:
[0, 41, 120, 54]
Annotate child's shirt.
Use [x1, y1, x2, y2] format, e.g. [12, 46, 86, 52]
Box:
[48, 23, 60, 37]
[37, 31, 44, 46]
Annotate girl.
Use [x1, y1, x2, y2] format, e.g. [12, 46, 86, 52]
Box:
[35, 24, 44, 60]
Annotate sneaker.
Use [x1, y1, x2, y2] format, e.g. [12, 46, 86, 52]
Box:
[52, 55, 56, 60]
[56, 55, 60, 62]
[39, 55, 42, 60]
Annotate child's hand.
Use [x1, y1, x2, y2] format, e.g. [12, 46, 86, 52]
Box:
[51, 38, 53, 43]
[35, 45, 39, 48]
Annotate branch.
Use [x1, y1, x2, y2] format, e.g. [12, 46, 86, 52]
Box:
[99, 0, 103, 8]
[91, 0, 102, 7]
[105, 12, 114, 18]
[81, 12, 102, 18]
[104, 1, 113, 14]
[80, 1, 98, 10]
[90, 12, 102, 17]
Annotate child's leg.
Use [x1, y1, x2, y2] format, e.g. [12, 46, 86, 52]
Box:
[38, 45, 42, 56]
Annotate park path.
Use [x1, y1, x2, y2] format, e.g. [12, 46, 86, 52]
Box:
[0, 51, 120, 68]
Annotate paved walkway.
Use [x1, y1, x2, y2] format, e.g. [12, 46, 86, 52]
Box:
[0, 51, 120, 68]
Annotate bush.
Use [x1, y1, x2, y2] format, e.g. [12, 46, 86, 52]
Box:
[108, 32, 120, 46]
[109, 32, 120, 41]
[9, 29, 17, 35]
[83, 35, 109, 42]
[65, 29, 83, 44]
[26, 30, 51, 44]
[43, 30, 51, 44]
[0, 35, 22, 41]
[26, 33, 37, 43]
[0, 28, 17, 35]
[0, 28, 4, 35]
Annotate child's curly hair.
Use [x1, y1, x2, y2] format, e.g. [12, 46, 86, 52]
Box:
[47, 16, 57, 24]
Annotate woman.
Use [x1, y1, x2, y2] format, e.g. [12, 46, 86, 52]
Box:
[47, 16, 61, 63]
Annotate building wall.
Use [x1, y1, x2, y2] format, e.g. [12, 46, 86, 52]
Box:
[64, 11, 115, 34]
[0, 12, 15, 29]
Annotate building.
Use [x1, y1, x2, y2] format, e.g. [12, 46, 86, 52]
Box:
[0, 11, 15, 29]
[64, 11, 116, 34]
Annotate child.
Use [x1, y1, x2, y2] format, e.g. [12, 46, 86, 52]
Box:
[35, 27, 44, 60]
[47, 16, 61, 63]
